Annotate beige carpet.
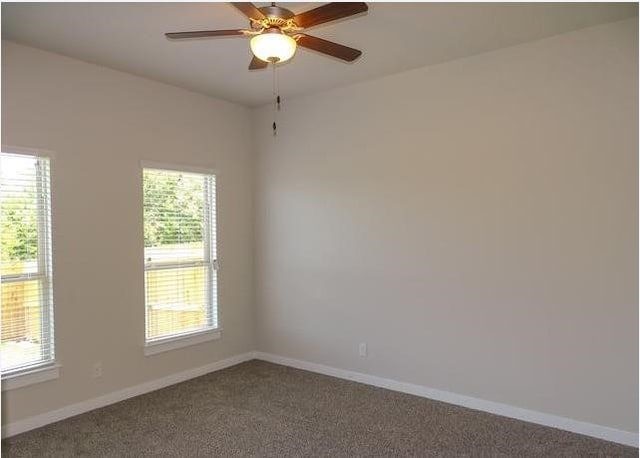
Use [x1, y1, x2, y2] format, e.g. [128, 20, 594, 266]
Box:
[2, 360, 636, 457]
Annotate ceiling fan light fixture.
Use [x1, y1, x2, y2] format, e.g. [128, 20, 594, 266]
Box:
[250, 29, 297, 64]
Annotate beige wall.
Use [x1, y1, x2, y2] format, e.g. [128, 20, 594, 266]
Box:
[253, 18, 638, 433]
[1, 41, 255, 423]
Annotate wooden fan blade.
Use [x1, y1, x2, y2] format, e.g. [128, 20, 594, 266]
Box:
[249, 56, 269, 70]
[166, 30, 246, 39]
[231, 2, 265, 20]
[297, 34, 362, 62]
[293, 3, 368, 29]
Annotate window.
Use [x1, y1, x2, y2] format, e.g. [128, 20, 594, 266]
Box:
[143, 166, 218, 344]
[0, 152, 54, 375]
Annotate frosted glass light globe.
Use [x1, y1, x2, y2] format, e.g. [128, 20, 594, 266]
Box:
[250, 30, 297, 63]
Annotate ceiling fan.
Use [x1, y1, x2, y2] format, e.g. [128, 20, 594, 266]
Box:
[165, 2, 368, 69]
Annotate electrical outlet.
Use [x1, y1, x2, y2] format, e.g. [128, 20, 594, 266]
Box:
[93, 362, 103, 378]
[359, 343, 367, 357]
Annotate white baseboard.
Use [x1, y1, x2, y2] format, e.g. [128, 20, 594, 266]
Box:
[1, 351, 255, 439]
[4, 351, 637, 448]
[253, 352, 638, 448]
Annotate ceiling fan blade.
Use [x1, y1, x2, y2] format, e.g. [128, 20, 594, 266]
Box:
[296, 34, 362, 62]
[249, 56, 269, 70]
[231, 2, 265, 20]
[165, 30, 246, 39]
[293, 3, 368, 29]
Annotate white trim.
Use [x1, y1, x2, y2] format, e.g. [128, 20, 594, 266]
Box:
[0, 151, 57, 378]
[144, 329, 222, 356]
[140, 160, 217, 176]
[145, 260, 208, 271]
[1, 364, 61, 391]
[1, 351, 254, 439]
[141, 164, 220, 347]
[1, 145, 56, 160]
[253, 352, 639, 448]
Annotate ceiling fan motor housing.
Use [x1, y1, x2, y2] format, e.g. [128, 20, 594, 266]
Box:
[258, 5, 295, 21]
[253, 5, 298, 32]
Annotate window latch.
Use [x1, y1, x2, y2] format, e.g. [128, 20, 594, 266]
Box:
[213, 259, 219, 271]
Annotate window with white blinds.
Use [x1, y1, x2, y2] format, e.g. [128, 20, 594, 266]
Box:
[143, 167, 218, 343]
[0, 152, 55, 374]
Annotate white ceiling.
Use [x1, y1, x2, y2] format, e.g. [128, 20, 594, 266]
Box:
[2, 2, 637, 107]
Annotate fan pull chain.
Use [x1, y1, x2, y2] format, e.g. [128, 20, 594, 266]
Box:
[272, 61, 281, 136]
[272, 62, 277, 135]
[276, 61, 281, 112]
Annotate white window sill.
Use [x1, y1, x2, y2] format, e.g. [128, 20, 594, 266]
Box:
[144, 329, 221, 356]
[1, 363, 61, 391]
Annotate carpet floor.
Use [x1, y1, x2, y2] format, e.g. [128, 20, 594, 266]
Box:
[2, 360, 636, 457]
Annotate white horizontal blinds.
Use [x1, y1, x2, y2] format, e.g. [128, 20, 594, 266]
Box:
[143, 168, 217, 342]
[0, 153, 54, 374]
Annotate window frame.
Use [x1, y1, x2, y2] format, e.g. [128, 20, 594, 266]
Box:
[0, 147, 57, 381]
[140, 161, 220, 352]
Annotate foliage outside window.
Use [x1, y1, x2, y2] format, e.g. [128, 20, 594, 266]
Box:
[143, 167, 218, 342]
[0, 153, 54, 374]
